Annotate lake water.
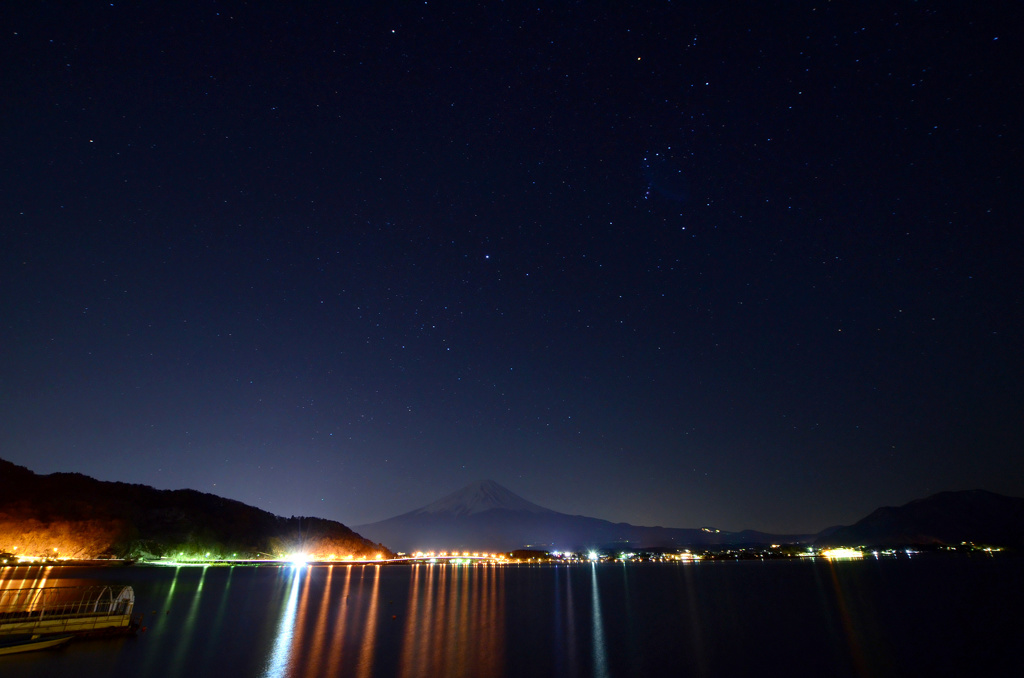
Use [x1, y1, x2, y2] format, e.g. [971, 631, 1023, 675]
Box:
[1, 556, 1020, 677]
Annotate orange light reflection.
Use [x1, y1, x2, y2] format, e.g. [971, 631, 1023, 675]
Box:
[324, 565, 353, 677]
[398, 562, 505, 678]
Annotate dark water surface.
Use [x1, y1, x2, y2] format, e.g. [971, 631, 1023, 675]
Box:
[1, 556, 1020, 677]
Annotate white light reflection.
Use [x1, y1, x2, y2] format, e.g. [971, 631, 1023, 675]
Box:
[590, 564, 609, 678]
[262, 566, 304, 678]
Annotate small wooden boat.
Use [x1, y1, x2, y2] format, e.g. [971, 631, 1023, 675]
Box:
[0, 633, 73, 656]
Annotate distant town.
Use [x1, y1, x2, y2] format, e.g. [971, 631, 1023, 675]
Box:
[1, 540, 1006, 569]
[2, 460, 1021, 565]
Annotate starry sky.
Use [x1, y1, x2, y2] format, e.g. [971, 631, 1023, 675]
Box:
[2, 2, 1021, 534]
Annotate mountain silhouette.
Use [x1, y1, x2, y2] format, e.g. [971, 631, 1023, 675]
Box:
[816, 489, 1024, 548]
[0, 457, 389, 560]
[415, 480, 554, 517]
[355, 480, 809, 552]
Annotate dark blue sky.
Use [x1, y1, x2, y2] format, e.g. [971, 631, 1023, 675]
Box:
[2, 1, 1021, 533]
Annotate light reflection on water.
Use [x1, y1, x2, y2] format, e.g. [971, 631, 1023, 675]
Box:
[361, 563, 507, 678]
[2, 559, 1021, 677]
[262, 566, 301, 678]
[589, 564, 608, 678]
[124, 562, 510, 678]
[552, 564, 577, 675]
[354, 565, 381, 678]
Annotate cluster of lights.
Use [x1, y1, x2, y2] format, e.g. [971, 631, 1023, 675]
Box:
[410, 551, 505, 561]
[819, 548, 864, 560]
[0, 546, 74, 565]
[612, 551, 701, 562]
[17, 542, 1004, 569]
[149, 552, 379, 566]
[283, 552, 382, 565]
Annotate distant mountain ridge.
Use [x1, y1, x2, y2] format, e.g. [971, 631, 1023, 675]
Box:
[0, 458, 389, 560]
[815, 489, 1024, 548]
[358, 481, 1024, 553]
[5, 458, 1020, 558]
[356, 480, 812, 552]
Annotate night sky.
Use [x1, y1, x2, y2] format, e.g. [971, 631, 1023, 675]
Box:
[3, 2, 1021, 534]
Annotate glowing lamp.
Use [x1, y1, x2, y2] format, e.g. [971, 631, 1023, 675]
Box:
[820, 548, 863, 560]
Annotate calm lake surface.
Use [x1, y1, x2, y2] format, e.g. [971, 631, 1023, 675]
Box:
[1, 557, 1020, 677]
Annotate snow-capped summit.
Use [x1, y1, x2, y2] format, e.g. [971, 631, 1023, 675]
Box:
[416, 480, 553, 517]
[354, 480, 813, 552]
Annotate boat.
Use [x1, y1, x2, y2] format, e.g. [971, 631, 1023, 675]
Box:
[0, 633, 73, 656]
[0, 584, 136, 636]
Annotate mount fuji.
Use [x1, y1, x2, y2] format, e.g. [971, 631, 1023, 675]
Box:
[414, 480, 553, 517]
[354, 480, 809, 553]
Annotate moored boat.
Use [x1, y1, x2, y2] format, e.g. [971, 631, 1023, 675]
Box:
[0, 633, 73, 656]
[0, 584, 136, 636]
